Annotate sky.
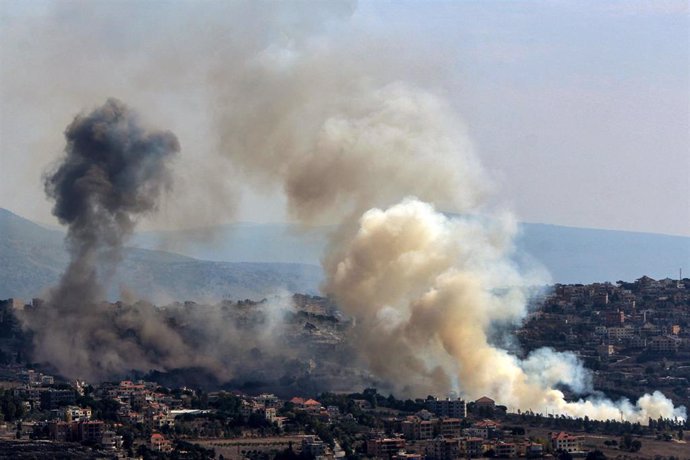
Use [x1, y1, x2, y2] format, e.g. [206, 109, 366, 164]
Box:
[1, 0, 688, 236]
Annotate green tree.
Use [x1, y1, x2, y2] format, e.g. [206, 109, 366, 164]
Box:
[586, 450, 607, 460]
[630, 439, 642, 452]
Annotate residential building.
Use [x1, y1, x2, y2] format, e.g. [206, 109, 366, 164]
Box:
[302, 435, 329, 458]
[648, 335, 680, 352]
[459, 437, 484, 458]
[427, 438, 460, 460]
[150, 433, 173, 452]
[426, 397, 467, 418]
[367, 437, 405, 458]
[494, 442, 516, 458]
[550, 432, 584, 453]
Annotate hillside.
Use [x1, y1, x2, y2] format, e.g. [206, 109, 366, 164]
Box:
[2, 208, 689, 301]
[132, 219, 689, 284]
[0, 208, 322, 302]
[516, 223, 689, 284]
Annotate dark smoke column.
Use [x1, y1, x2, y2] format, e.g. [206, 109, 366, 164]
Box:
[46, 98, 178, 305]
[29, 98, 179, 379]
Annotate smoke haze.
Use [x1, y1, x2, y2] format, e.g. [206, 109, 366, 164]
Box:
[6, 2, 685, 422]
[23, 99, 181, 379]
[204, 7, 686, 421]
[25, 100, 351, 390]
[322, 199, 685, 422]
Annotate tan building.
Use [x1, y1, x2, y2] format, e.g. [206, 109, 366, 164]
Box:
[474, 396, 495, 410]
[439, 418, 462, 438]
[550, 431, 583, 453]
[494, 442, 516, 458]
[648, 335, 680, 352]
[597, 344, 615, 357]
[401, 418, 433, 440]
[459, 437, 484, 458]
[426, 398, 467, 418]
[150, 433, 173, 453]
[426, 438, 460, 460]
[367, 437, 405, 458]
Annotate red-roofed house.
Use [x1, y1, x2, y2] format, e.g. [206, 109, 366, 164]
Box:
[303, 399, 322, 414]
[150, 433, 173, 452]
[550, 432, 583, 453]
[474, 397, 495, 409]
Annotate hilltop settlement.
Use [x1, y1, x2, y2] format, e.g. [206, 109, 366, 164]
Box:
[0, 275, 688, 459]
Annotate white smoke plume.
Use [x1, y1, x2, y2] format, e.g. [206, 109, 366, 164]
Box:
[320, 199, 686, 422]
[207, 11, 686, 422]
[4, 1, 684, 422]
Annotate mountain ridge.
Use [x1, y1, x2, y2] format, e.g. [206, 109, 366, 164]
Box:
[1, 208, 688, 299]
[0, 208, 322, 302]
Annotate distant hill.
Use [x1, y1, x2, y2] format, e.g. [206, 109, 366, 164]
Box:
[2, 208, 688, 301]
[0, 208, 322, 302]
[131, 218, 689, 285]
[515, 223, 688, 284]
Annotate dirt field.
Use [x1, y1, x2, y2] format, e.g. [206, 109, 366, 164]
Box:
[526, 427, 689, 460]
[582, 433, 688, 460]
[193, 436, 307, 460]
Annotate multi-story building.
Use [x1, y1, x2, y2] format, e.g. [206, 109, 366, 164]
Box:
[459, 437, 484, 458]
[625, 336, 647, 349]
[524, 443, 544, 458]
[47, 421, 73, 442]
[494, 442, 516, 458]
[101, 430, 123, 450]
[607, 326, 635, 341]
[40, 389, 76, 411]
[256, 393, 280, 408]
[302, 435, 329, 458]
[47, 420, 104, 444]
[65, 406, 92, 422]
[426, 438, 459, 460]
[605, 310, 624, 326]
[150, 433, 173, 453]
[401, 418, 434, 441]
[14, 386, 46, 409]
[597, 344, 615, 357]
[648, 335, 680, 352]
[439, 418, 462, 438]
[367, 437, 405, 458]
[78, 420, 104, 444]
[426, 398, 467, 418]
[474, 397, 496, 412]
[550, 432, 583, 453]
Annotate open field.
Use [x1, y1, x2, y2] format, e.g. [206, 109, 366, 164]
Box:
[526, 427, 689, 460]
[193, 436, 307, 460]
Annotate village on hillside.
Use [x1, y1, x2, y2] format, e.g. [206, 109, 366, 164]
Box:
[0, 275, 687, 459]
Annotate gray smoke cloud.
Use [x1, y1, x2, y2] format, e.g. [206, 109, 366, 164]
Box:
[7, 2, 685, 422]
[25, 98, 186, 379]
[204, 11, 686, 422]
[44, 98, 178, 305]
[25, 100, 344, 387]
[321, 199, 686, 422]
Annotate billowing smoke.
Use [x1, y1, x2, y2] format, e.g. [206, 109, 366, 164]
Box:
[322, 199, 686, 422]
[216, 78, 487, 224]
[9, 3, 684, 422]
[21, 98, 359, 391]
[23, 98, 182, 379]
[44, 98, 179, 305]
[209, 24, 686, 422]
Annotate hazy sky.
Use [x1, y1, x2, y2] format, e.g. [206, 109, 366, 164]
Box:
[1, 0, 688, 236]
